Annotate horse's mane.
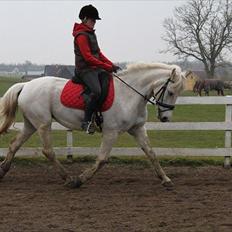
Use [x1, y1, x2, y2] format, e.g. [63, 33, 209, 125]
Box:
[118, 62, 183, 91]
[119, 62, 181, 76]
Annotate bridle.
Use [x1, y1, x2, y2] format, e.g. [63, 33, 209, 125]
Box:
[113, 73, 176, 112]
[153, 77, 175, 113]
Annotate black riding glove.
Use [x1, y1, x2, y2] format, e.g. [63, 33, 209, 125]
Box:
[112, 64, 121, 73]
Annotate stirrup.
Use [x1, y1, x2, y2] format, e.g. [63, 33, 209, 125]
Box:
[81, 121, 95, 134]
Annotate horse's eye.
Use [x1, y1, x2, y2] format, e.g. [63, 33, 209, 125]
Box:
[168, 91, 174, 96]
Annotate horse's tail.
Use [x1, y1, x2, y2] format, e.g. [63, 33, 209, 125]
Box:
[0, 82, 26, 134]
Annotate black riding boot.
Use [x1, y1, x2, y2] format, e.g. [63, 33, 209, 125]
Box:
[81, 93, 99, 134]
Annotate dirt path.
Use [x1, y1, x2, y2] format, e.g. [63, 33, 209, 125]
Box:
[0, 163, 232, 232]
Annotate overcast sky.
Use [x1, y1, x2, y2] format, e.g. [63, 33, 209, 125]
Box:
[0, 0, 185, 65]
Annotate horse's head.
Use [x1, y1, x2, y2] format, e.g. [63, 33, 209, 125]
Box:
[152, 68, 185, 122]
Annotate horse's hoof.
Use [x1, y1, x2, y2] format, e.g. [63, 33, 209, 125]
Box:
[162, 180, 174, 190]
[64, 176, 83, 189]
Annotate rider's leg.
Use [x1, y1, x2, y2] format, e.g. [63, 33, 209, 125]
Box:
[97, 70, 110, 109]
[80, 70, 102, 134]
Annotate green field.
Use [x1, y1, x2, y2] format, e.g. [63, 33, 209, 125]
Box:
[0, 76, 24, 94]
[0, 77, 230, 150]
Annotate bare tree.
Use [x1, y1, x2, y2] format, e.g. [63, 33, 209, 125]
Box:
[22, 60, 32, 75]
[163, 0, 232, 78]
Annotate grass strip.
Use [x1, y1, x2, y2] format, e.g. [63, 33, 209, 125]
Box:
[0, 130, 226, 148]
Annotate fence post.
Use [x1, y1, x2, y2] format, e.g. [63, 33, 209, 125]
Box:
[224, 104, 232, 168]
[66, 129, 73, 163]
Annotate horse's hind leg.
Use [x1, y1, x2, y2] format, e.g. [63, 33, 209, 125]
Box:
[65, 130, 118, 188]
[37, 124, 69, 181]
[129, 126, 173, 187]
[0, 116, 36, 179]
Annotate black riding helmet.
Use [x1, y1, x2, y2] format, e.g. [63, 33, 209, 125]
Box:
[79, 5, 101, 20]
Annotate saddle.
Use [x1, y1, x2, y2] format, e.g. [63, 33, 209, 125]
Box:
[60, 77, 115, 129]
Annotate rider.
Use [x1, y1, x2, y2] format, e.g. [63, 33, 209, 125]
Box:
[72, 4, 120, 134]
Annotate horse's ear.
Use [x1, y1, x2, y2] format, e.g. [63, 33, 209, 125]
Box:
[170, 68, 176, 81]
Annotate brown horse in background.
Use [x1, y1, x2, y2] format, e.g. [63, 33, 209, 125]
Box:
[193, 79, 224, 96]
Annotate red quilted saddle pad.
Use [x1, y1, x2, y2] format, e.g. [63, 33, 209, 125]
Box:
[60, 78, 114, 112]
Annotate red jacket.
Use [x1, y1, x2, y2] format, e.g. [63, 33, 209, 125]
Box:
[72, 23, 113, 72]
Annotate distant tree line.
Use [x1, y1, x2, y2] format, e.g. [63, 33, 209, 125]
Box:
[0, 60, 232, 80]
[0, 61, 44, 74]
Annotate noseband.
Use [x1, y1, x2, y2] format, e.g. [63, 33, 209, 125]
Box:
[113, 73, 175, 112]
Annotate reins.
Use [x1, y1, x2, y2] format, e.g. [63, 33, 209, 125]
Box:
[113, 73, 175, 111]
[113, 73, 155, 105]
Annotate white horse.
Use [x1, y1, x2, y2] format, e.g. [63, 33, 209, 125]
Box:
[0, 63, 187, 188]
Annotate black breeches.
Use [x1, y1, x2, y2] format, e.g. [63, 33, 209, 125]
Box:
[78, 69, 110, 121]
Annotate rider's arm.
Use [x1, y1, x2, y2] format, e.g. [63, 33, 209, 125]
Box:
[99, 51, 113, 66]
[76, 35, 113, 72]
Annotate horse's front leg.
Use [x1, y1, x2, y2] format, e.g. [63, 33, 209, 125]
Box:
[129, 126, 173, 187]
[65, 130, 119, 188]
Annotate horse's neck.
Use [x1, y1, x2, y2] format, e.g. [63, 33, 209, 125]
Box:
[116, 69, 169, 98]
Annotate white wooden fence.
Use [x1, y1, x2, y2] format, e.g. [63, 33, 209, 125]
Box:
[1, 96, 232, 167]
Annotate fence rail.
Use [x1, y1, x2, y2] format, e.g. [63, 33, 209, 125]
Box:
[1, 96, 232, 167]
